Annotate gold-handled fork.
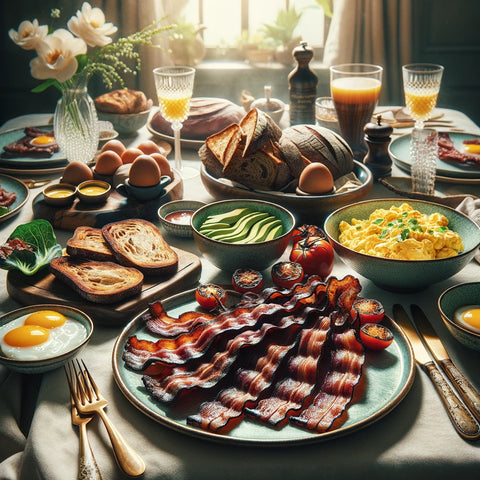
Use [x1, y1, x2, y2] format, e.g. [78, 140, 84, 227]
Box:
[68, 391, 103, 480]
[65, 360, 146, 478]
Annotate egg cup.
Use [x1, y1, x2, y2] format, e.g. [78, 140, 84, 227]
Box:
[117, 176, 172, 201]
[296, 186, 336, 196]
[77, 180, 111, 204]
[43, 183, 77, 207]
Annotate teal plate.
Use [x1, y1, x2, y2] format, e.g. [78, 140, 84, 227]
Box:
[0, 174, 29, 223]
[112, 289, 415, 446]
[0, 125, 67, 167]
[389, 131, 480, 180]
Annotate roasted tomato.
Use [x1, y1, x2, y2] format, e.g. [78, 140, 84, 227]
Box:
[351, 298, 385, 326]
[291, 224, 325, 244]
[195, 284, 227, 310]
[289, 235, 334, 278]
[232, 268, 264, 294]
[360, 323, 394, 350]
[271, 261, 304, 289]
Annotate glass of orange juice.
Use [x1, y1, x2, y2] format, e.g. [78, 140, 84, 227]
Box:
[402, 64, 444, 129]
[330, 64, 383, 159]
[153, 66, 196, 178]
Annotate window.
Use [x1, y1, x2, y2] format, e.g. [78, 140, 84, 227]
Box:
[180, 0, 331, 61]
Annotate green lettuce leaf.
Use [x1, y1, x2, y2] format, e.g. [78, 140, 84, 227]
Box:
[0, 219, 62, 275]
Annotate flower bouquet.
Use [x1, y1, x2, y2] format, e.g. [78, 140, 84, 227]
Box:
[9, 2, 170, 163]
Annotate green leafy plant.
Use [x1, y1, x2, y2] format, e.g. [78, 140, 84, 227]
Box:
[0, 219, 62, 275]
[260, 7, 302, 47]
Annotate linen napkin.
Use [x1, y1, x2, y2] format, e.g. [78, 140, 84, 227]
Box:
[456, 196, 480, 264]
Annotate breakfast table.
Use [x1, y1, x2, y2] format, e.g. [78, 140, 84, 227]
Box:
[0, 107, 479, 480]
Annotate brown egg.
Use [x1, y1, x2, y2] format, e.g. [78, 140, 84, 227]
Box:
[150, 152, 172, 177]
[95, 150, 123, 175]
[121, 148, 143, 165]
[129, 155, 161, 187]
[61, 161, 94, 186]
[298, 163, 334, 195]
[100, 139, 126, 156]
[137, 140, 161, 156]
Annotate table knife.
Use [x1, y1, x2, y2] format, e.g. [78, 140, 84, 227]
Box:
[410, 304, 480, 422]
[392, 304, 480, 440]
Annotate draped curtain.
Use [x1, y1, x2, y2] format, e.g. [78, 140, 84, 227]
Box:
[323, 0, 413, 105]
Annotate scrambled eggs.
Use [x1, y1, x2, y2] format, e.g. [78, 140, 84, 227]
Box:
[339, 203, 464, 260]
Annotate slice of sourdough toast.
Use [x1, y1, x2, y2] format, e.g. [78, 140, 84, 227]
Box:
[66, 226, 115, 261]
[50, 256, 144, 304]
[102, 219, 178, 275]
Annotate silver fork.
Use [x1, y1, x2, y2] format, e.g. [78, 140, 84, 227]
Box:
[65, 359, 146, 477]
[68, 391, 103, 480]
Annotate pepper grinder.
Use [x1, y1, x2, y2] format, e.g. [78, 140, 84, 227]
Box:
[363, 115, 393, 180]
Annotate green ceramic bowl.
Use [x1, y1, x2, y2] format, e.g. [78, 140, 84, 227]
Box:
[192, 199, 295, 272]
[438, 282, 480, 351]
[324, 199, 480, 292]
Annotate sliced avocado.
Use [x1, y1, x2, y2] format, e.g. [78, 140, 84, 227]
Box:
[201, 207, 254, 226]
[236, 217, 281, 243]
[211, 212, 270, 242]
[237, 216, 277, 243]
[198, 222, 231, 235]
[206, 211, 263, 239]
[264, 223, 283, 241]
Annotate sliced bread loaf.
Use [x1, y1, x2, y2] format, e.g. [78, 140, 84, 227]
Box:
[102, 219, 178, 276]
[66, 226, 115, 261]
[50, 256, 144, 304]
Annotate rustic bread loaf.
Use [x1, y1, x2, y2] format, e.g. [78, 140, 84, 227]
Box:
[94, 89, 150, 114]
[66, 226, 115, 262]
[150, 97, 245, 140]
[102, 219, 178, 276]
[239, 108, 282, 156]
[50, 256, 144, 304]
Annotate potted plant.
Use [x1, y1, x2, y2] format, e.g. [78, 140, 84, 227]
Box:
[169, 16, 206, 66]
[238, 30, 277, 65]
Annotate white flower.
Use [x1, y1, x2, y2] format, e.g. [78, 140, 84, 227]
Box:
[67, 1, 117, 47]
[8, 19, 48, 51]
[30, 29, 87, 83]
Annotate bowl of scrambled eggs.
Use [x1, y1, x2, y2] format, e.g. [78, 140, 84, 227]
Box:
[324, 199, 480, 291]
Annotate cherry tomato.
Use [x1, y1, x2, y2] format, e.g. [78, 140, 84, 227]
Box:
[351, 298, 385, 326]
[232, 268, 264, 294]
[289, 235, 334, 278]
[291, 224, 325, 244]
[360, 323, 394, 350]
[195, 284, 227, 310]
[271, 261, 304, 289]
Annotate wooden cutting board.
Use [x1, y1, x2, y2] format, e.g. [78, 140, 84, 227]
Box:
[6, 247, 201, 327]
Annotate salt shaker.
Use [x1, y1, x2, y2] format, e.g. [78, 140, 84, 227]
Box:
[363, 115, 393, 180]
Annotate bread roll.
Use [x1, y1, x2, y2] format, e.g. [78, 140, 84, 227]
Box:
[94, 89, 149, 114]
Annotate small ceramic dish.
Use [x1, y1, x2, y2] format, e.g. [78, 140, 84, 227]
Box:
[438, 282, 480, 352]
[43, 183, 77, 206]
[0, 304, 93, 374]
[97, 106, 152, 134]
[77, 179, 111, 204]
[158, 200, 206, 238]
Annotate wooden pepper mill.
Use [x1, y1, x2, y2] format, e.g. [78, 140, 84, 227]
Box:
[363, 115, 393, 180]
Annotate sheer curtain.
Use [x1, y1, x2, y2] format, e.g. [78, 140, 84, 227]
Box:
[323, 0, 412, 104]
[101, 0, 187, 99]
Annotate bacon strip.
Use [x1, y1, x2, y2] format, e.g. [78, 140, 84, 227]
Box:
[437, 132, 480, 166]
[290, 327, 365, 433]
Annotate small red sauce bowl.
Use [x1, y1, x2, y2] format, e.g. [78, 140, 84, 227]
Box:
[158, 200, 206, 238]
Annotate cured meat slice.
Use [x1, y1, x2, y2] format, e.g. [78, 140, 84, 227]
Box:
[2, 128, 59, 157]
[244, 315, 332, 428]
[290, 327, 365, 433]
[186, 341, 296, 433]
[437, 132, 480, 166]
[142, 310, 314, 403]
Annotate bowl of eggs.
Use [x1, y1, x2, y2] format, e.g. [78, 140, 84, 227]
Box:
[438, 282, 480, 352]
[324, 199, 480, 292]
[0, 304, 93, 374]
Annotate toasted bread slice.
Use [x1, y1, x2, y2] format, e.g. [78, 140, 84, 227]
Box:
[50, 256, 144, 304]
[102, 219, 178, 276]
[66, 226, 115, 261]
[240, 108, 282, 157]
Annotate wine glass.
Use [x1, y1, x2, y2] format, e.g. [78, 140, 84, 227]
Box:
[153, 66, 196, 179]
[330, 63, 383, 159]
[402, 64, 444, 129]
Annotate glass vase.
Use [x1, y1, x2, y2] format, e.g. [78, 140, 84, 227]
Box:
[54, 76, 99, 164]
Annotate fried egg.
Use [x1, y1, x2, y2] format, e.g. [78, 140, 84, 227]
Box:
[0, 310, 87, 361]
[453, 305, 480, 334]
[29, 135, 57, 148]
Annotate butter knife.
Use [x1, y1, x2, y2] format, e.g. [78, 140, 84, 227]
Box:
[411, 304, 480, 422]
[392, 304, 480, 440]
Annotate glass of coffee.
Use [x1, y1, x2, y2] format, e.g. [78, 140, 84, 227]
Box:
[330, 64, 383, 159]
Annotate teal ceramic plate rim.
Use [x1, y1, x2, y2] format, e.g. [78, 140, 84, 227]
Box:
[112, 288, 415, 446]
[0, 125, 67, 167]
[0, 174, 29, 223]
[389, 132, 480, 180]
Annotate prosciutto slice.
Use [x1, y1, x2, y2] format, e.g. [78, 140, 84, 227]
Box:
[290, 327, 365, 433]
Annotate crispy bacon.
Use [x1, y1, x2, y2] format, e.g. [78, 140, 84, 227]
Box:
[0, 238, 34, 260]
[290, 327, 365, 432]
[0, 185, 17, 208]
[438, 132, 480, 166]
